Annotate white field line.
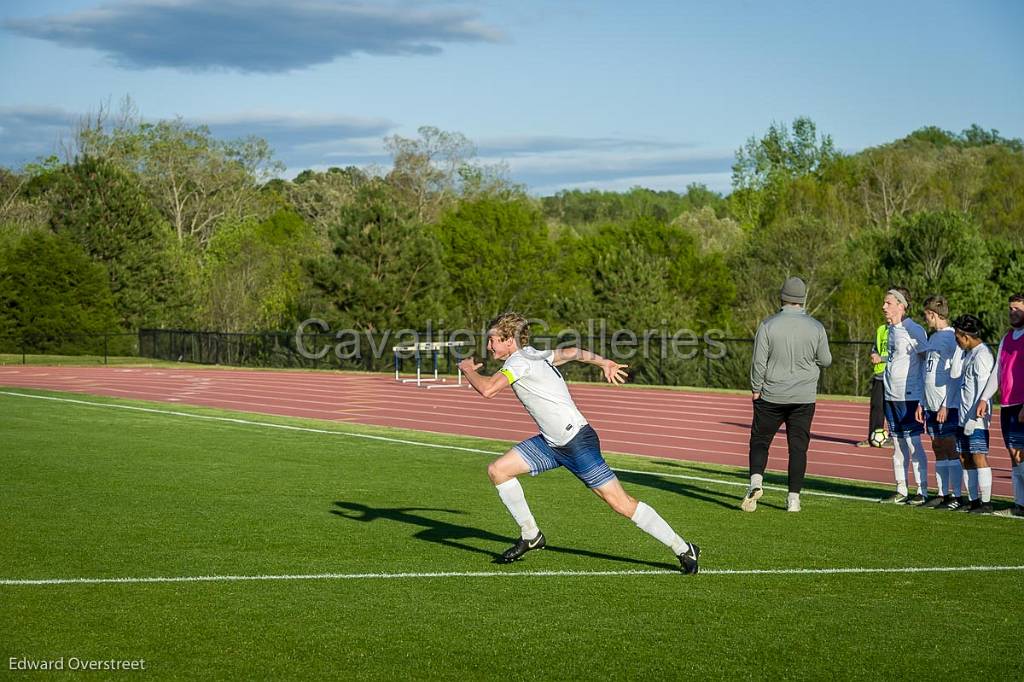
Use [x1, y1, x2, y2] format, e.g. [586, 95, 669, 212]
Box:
[0, 390, 887, 502]
[4, 565, 1024, 587]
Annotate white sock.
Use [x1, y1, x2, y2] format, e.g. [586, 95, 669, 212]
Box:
[947, 459, 963, 496]
[967, 469, 979, 501]
[1014, 463, 1024, 506]
[909, 434, 927, 494]
[495, 479, 539, 539]
[750, 473, 763, 490]
[934, 460, 947, 496]
[892, 438, 909, 493]
[978, 467, 992, 503]
[631, 501, 688, 555]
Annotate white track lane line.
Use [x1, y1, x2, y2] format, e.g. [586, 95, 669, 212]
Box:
[4, 565, 1024, 586]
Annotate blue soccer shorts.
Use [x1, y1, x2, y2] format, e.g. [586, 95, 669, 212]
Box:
[1000, 404, 1024, 451]
[955, 427, 990, 455]
[514, 425, 617, 489]
[884, 400, 924, 438]
[924, 408, 959, 438]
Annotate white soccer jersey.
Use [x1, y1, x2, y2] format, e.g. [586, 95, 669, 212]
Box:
[958, 343, 994, 430]
[499, 346, 588, 446]
[884, 318, 929, 401]
[946, 346, 965, 410]
[922, 327, 959, 411]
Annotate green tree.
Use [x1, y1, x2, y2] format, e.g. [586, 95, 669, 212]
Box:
[671, 206, 742, 254]
[582, 218, 736, 331]
[977, 238, 1024, 334]
[48, 156, 193, 330]
[77, 100, 282, 245]
[306, 181, 448, 332]
[0, 231, 119, 352]
[436, 197, 559, 330]
[876, 211, 996, 320]
[973, 145, 1024, 243]
[201, 210, 316, 332]
[384, 126, 476, 224]
[286, 166, 371, 240]
[731, 117, 839, 227]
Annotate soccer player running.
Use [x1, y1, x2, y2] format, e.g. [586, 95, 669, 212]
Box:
[914, 296, 964, 508]
[457, 313, 701, 574]
[951, 315, 996, 514]
[741, 277, 832, 513]
[977, 294, 1024, 517]
[880, 288, 931, 504]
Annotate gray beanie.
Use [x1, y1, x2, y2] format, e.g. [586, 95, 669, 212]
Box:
[780, 276, 807, 304]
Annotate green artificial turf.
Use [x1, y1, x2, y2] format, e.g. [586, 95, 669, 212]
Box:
[1, 388, 1021, 680]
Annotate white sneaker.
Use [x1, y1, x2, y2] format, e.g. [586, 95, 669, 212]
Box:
[786, 495, 801, 512]
[740, 487, 763, 512]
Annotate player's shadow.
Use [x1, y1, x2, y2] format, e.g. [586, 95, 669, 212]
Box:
[616, 471, 742, 510]
[331, 501, 677, 571]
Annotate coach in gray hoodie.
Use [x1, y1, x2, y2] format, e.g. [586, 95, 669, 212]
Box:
[741, 276, 832, 513]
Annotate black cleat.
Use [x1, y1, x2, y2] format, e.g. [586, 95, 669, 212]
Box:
[946, 496, 967, 511]
[922, 495, 947, 509]
[499, 532, 546, 563]
[907, 493, 928, 506]
[677, 543, 700, 575]
[969, 502, 993, 515]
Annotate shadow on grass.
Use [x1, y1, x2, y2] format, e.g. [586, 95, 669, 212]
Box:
[616, 471, 740, 510]
[331, 501, 678, 571]
[630, 461, 892, 500]
[720, 421, 860, 446]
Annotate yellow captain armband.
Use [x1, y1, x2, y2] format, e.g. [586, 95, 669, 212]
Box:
[499, 368, 517, 384]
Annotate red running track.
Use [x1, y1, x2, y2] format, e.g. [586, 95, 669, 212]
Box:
[0, 366, 1014, 497]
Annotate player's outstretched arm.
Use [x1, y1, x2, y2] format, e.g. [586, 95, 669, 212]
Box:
[551, 347, 628, 385]
[458, 357, 510, 399]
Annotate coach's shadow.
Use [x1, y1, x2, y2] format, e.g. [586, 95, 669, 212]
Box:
[616, 471, 747, 510]
[331, 501, 677, 571]
[721, 421, 859, 446]
[652, 461, 892, 500]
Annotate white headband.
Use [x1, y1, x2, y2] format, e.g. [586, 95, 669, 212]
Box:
[886, 289, 908, 308]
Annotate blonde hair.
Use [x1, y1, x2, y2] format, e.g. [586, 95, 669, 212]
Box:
[488, 312, 530, 348]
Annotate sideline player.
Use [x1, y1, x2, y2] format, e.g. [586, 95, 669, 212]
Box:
[880, 288, 930, 504]
[951, 315, 995, 514]
[978, 294, 1024, 517]
[457, 312, 701, 574]
[915, 297, 962, 508]
[858, 322, 892, 448]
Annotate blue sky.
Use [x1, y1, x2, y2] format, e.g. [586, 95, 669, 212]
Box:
[1, 0, 1022, 195]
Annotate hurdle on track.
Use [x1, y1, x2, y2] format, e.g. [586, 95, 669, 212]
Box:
[392, 341, 468, 388]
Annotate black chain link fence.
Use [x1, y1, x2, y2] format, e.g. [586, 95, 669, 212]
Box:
[133, 328, 875, 396]
[0, 332, 138, 364]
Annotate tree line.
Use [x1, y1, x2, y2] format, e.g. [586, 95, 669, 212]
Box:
[1, 102, 1022, 387]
